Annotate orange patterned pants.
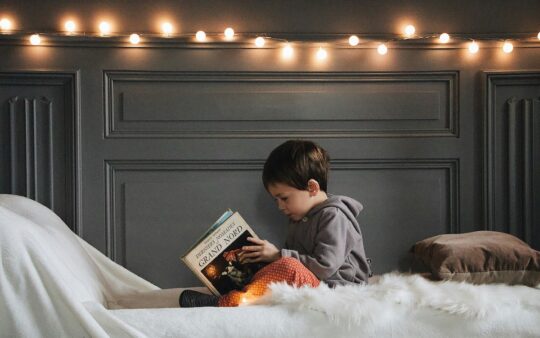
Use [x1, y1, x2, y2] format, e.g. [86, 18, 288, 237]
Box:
[218, 256, 320, 307]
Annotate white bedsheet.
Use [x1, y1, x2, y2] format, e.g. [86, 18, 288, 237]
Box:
[1, 194, 539, 338]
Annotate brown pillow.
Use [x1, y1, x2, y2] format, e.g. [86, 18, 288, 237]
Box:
[411, 231, 540, 286]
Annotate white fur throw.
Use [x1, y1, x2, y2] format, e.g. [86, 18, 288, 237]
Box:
[250, 273, 540, 337]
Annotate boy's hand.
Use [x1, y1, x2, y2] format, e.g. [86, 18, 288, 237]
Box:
[238, 237, 281, 263]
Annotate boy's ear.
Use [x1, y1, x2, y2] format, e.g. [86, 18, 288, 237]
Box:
[307, 179, 320, 196]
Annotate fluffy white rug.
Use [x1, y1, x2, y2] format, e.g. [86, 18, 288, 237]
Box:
[253, 273, 540, 334]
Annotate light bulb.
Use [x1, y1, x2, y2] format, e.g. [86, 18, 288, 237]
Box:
[195, 30, 206, 42]
[255, 37, 265, 47]
[282, 44, 293, 58]
[64, 20, 76, 33]
[348, 35, 359, 46]
[129, 33, 140, 44]
[316, 47, 327, 60]
[224, 27, 234, 40]
[99, 21, 111, 36]
[0, 18, 12, 31]
[161, 22, 173, 36]
[439, 33, 450, 43]
[537, 32, 540, 40]
[404, 25, 415, 37]
[468, 41, 479, 54]
[502, 41, 513, 53]
[29, 34, 41, 45]
[377, 43, 388, 55]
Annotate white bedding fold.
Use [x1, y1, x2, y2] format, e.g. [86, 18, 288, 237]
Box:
[1, 194, 539, 338]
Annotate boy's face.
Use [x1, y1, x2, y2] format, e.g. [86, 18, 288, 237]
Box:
[267, 182, 314, 222]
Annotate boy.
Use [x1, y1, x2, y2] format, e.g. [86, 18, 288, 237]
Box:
[109, 140, 370, 309]
[181, 139, 371, 307]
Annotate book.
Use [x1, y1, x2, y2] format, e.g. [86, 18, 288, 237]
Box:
[181, 210, 265, 296]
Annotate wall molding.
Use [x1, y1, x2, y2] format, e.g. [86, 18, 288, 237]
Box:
[0, 71, 82, 234]
[104, 70, 459, 139]
[483, 71, 540, 234]
[105, 158, 460, 263]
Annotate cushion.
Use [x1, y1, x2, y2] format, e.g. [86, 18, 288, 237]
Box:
[410, 231, 540, 286]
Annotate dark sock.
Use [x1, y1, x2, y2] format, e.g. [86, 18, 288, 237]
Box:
[179, 290, 219, 307]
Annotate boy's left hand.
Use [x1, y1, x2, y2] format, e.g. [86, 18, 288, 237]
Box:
[238, 237, 281, 264]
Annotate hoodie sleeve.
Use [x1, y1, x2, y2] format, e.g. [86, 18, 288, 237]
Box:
[280, 208, 355, 281]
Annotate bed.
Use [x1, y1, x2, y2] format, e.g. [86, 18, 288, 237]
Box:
[1, 194, 539, 338]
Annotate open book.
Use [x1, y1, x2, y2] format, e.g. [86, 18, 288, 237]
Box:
[181, 210, 265, 296]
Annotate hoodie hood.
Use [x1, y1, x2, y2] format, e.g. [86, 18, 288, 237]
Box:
[306, 194, 363, 233]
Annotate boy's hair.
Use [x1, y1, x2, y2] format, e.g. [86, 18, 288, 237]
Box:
[262, 140, 330, 192]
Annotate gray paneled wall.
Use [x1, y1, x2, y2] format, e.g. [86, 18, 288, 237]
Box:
[1, 0, 540, 288]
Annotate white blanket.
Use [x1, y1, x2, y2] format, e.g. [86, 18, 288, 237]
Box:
[1, 194, 539, 338]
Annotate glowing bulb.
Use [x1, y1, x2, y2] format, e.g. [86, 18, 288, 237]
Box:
[502, 41, 513, 53]
[29, 34, 41, 45]
[348, 35, 359, 46]
[282, 44, 293, 58]
[64, 20, 76, 33]
[537, 32, 540, 40]
[99, 21, 111, 36]
[195, 30, 206, 42]
[255, 37, 265, 47]
[0, 18, 12, 31]
[129, 33, 140, 44]
[404, 25, 415, 37]
[377, 43, 388, 55]
[224, 27, 234, 40]
[468, 41, 479, 54]
[439, 33, 450, 43]
[161, 22, 173, 36]
[316, 47, 327, 60]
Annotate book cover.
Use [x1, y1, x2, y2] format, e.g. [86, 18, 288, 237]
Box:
[181, 210, 265, 296]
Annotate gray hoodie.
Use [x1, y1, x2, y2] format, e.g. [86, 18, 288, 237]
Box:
[281, 195, 371, 286]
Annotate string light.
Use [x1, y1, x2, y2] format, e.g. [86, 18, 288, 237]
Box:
[99, 21, 111, 36]
[0, 18, 12, 31]
[129, 33, 140, 44]
[224, 27, 234, 40]
[64, 20, 76, 34]
[0, 15, 538, 55]
[282, 43, 293, 58]
[29, 34, 40, 45]
[161, 22, 173, 36]
[503, 40, 513, 53]
[404, 25, 416, 37]
[254, 36, 265, 47]
[439, 33, 450, 43]
[195, 30, 206, 42]
[316, 47, 327, 60]
[348, 35, 359, 46]
[377, 43, 388, 55]
[468, 40, 479, 54]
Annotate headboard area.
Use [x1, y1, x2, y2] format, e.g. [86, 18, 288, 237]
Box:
[1, 0, 539, 288]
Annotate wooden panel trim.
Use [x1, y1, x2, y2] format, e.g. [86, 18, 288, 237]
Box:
[104, 70, 459, 139]
[105, 158, 459, 262]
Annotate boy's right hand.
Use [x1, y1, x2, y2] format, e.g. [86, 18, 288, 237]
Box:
[238, 237, 281, 264]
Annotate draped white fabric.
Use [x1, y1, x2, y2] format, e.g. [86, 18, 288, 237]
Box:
[1, 194, 539, 338]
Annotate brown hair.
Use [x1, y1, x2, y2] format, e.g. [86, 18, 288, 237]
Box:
[262, 140, 330, 192]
